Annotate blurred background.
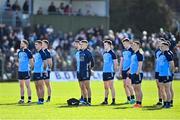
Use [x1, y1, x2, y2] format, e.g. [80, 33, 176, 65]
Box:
[0, 0, 180, 80]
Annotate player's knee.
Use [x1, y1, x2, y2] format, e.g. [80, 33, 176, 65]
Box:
[80, 83, 84, 89]
[157, 83, 160, 88]
[127, 82, 132, 88]
[133, 86, 139, 92]
[20, 84, 24, 88]
[26, 85, 30, 89]
[81, 84, 86, 91]
[110, 86, 114, 90]
[48, 86, 51, 90]
[45, 81, 50, 85]
[86, 86, 90, 91]
[123, 83, 127, 88]
[104, 85, 109, 90]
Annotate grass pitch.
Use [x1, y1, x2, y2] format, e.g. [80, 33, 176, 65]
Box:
[0, 80, 180, 120]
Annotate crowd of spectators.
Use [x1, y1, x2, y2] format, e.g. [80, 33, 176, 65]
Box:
[3, 0, 29, 13]
[2, 0, 96, 16]
[0, 23, 180, 79]
[37, 1, 95, 16]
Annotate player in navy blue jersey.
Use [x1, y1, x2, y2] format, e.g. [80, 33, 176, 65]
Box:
[17, 40, 33, 104]
[74, 40, 84, 102]
[42, 40, 52, 102]
[119, 38, 135, 104]
[167, 48, 174, 107]
[154, 39, 163, 106]
[33, 40, 47, 104]
[130, 40, 144, 108]
[78, 40, 94, 105]
[101, 40, 118, 105]
[159, 41, 175, 108]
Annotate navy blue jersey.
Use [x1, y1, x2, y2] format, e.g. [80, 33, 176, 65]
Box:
[18, 48, 33, 72]
[33, 49, 46, 73]
[167, 50, 174, 76]
[130, 50, 143, 74]
[155, 49, 161, 72]
[122, 47, 133, 71]
[168, 50, 174, 59]
[44, 48, 52, 71]
[103, 50, 117, 72]
[159, 51, 173, 76]
[79, 49, 94, 72]
[44, 49, 51, 59]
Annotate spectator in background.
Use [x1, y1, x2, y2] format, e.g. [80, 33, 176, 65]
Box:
[86, 10, 92, 16]
[37, 7, 43, 15]
[15, 12, 22, 27]
[159, 28, 165, 38]
[108, 30, 115, 40]
[114, 32, 123, 50]
[46, 25, 54, 35]
[77, 9, 83, 16]
[141, 31, 148, 44]
[12, 0, 21, 11]
[4, 0, 11, 11]
[75, 29, 87, 40]
[64, 4, 71, 15]
[23, 0, 29, 14]
[127, 28, 134, 40]
[17, 28, 24, 40]
[57, 2, 64, 15]
[48, 2, 56, 15]
[118, 29, 128, 40]
[23, 23, 33, 39]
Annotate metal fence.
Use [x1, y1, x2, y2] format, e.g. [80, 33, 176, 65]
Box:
[0, 10, 30, 27]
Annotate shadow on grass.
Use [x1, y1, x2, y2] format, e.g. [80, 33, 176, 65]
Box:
[58, 102, 130, 109]
[58, 104, 109, 109]
[142, 105, 163, 111]
[0, 102, 38, 106]
[58, 105, 79, 108]
[114, 105, 163, 110]
[114, 106, 132, 109]
[16, 102, 38, 106]
[0, 103, 18, 106]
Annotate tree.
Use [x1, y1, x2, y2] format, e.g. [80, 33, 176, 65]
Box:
[110, 0, 173, 36]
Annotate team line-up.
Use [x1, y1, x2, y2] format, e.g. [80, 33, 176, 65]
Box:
[17, 37, 175, 109]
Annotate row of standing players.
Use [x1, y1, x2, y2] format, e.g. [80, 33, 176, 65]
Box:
[74, 37, 174, 108]
[18, 39, 52, 104]
[17, 37, 174, 108]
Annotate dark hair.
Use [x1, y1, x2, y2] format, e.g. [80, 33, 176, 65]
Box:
[160, 37, 166, 42]
[35, 40, 42, 44]
[133, 40, 141, 45]
[42, 39, 49, 45]
[122, 38, 130, 43]
[103, 40, 112, 45]
[74, 40, 80, 43]
[81, 40, 88, 43]
[22, 40, 29, 46]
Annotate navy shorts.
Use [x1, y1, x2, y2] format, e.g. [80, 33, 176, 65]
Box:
[155, 72, 159, 79]
[131, 73, 143, 84]
[122, 69, 130, 79]
[159, 75, 173, 83]
[77, 71, 91, 81]
[18, 71, 30, 80]
[33, 73, 43, 81]
[43, 71, 51, 80]
[169, 74, 174, 82]
[103, 72, 115, 81]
